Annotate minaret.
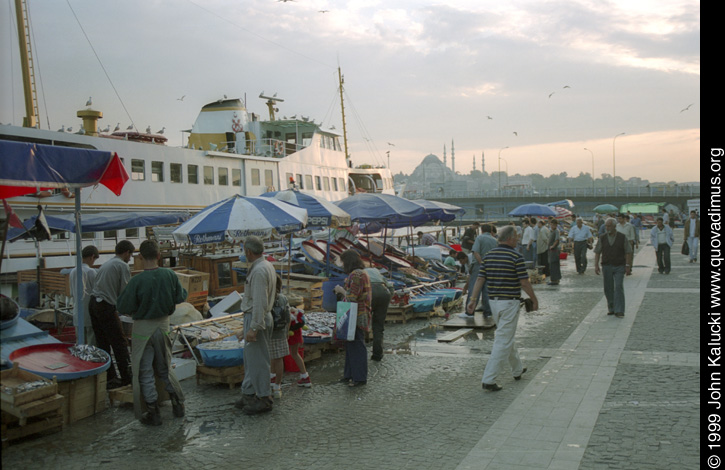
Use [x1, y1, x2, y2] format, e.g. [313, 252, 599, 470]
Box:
[481, 151, 485, 174]
[472, 155, 476, 172]
[443, 144, 447, 168]
[451, 139, 455, 174]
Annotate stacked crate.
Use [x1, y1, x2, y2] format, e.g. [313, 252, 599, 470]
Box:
[284, 273, 327, 311]
[1, 364, 64, 447]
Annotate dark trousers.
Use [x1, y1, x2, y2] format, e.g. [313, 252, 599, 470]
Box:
[371, 284, 391, 360]
[89, 298, 132, 384]
[573, 241, 589, 273]
[344, 327, 368, 382]
[537, 252, 550, 276]
[656, 244, 671, 274]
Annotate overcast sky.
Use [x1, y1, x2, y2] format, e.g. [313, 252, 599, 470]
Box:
[1, 0, 700, 183]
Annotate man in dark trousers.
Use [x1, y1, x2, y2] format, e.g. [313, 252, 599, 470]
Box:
[594, 218, 633, 318]
[117, 240, 187, 426]
[89, 240, 134, 389]
[466, 226, 539, 391]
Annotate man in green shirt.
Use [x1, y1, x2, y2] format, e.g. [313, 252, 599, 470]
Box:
[117, 240, 187, 426]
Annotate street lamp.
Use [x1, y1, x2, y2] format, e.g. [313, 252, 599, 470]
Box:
[584, 147, 594, 193]
[500, 157, 509, 187]
[612, 133, 625, 196]
[498, 146, 509, 193]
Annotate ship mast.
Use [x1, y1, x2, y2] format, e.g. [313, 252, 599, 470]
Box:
[14, 0, 39, 128]
[338, 67, 350, 163]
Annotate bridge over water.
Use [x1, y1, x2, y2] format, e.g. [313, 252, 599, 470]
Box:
[408, 185, 701, 221]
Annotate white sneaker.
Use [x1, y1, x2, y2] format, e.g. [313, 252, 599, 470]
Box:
[272, 386, 282, 399]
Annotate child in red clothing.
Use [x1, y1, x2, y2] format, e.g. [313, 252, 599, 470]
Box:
[288, 308, 310, 387]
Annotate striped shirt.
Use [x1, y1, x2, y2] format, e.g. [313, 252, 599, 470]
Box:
[478, 245, 529, 298]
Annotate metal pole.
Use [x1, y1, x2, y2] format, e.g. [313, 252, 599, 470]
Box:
[74, 188, 84, 345]
[584, 148, 594, 193]
[613, 133, 625, 196]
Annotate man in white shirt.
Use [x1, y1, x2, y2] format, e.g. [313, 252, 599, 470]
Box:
[521, 218, 536, 266]
[650, 217, 674, 274]
[568, 218, 594, 274]
[69, 245, 99, 346]
[616, 214, 636, 251]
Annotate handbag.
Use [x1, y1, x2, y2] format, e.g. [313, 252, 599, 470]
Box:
[681, 240, 689, 256]
[335, 301, 358, 341]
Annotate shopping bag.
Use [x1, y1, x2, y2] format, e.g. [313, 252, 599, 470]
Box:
[335, 301, 358, 341]
[681, 240, 689, 256]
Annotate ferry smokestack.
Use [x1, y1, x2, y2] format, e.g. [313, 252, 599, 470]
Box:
[77, 108, 103, 137]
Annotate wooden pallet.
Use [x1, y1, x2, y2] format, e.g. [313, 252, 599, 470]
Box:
[1, 408, 64, 447]
[17, 268, 72, 296]
[196, 365, 245, 389]
[385, 304, 414, 323]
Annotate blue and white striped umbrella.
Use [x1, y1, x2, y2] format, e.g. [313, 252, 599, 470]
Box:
[260, 189, 351, 228]
[173, 195, 308, 244]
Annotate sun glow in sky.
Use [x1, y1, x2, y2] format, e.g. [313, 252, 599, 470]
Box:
[0, 0, 699, 182]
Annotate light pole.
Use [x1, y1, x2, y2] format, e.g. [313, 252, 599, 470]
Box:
[500, 157, 509, 187]
[612, 133, 625, 196]
[584, 147, 594, 193]
[498, 146, 509, 193]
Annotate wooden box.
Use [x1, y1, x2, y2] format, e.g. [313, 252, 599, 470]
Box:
[196, 365, 244, 389]
[17, 268, 71, 296]
[175, 269, 210, 296]
[179, 254, 242, 297]
[56, 372, 107, 425]
[0, 364, 58, 407]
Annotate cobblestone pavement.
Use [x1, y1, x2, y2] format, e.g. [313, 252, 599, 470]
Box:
[2, 230, 700, 470]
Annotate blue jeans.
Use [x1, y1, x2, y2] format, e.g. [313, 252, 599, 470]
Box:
[602, 265, 626, 314]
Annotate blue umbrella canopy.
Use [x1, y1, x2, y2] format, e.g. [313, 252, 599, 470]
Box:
[173, 195, 308, 244]
[334, 193, 429, 228]
[413, 200, 465, 223]
[593, 203, 619, 214]
[260, 189, 351, 228]
[508, 203, 558, 217]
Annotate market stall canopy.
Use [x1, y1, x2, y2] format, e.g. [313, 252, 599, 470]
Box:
[619, 202, 664, 214]
[412, 200, 465, 223]
[334, 193, 429, 228]
[508, 203, 558, 217]
[260, 189, 351, 228]
[0, 141, 128, 198]
[6, 211, 190, 242]
[593, 204, 619, 214]
[551, 206, 574, 219]
[547, 199, 574, 208]
[172, 195, 308, 245]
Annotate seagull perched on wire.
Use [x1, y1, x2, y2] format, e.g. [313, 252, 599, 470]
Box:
[680, 103, 694, 113]
[127, 124, 134, 130]
[113, 123, 121, 132]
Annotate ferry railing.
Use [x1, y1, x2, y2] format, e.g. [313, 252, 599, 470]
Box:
[406, 184, 700, 200]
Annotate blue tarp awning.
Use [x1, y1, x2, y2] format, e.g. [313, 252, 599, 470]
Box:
[7, 211, 191, 241]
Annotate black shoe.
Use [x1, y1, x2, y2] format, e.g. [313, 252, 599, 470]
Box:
[234, 394, 256, 410]
[370, 355, 383, 362]
[348, 381, 367, 387]
[514, 368, 527, 381]
[607, 312, 615, 316]
[140, 402, 162, 426]
[482, 383, 502, 391]
[242, 396, 273, 415]
[169, 393, 185, 418]
[339, 378, 351, 384]
[614, 312, 624, 318]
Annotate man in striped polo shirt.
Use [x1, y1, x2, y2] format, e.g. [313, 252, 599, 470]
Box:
[467, 226, 539, 391]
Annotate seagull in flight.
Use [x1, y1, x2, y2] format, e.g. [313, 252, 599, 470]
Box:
[319, 10, 329, 13]
[548, 92, 555, 98]
[680, 103, 694, 113]
[486, 116, 493, 120]
[387, 142, 395, 146]
[563, 85, 571, 89]
[177, 95, 185, 101]
[513, 131, 518, 136]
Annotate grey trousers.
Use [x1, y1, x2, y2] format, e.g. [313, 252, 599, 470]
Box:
[241, 315, 272, 398]
[602, 265, 626, 314]
[138, 328, 176, 404]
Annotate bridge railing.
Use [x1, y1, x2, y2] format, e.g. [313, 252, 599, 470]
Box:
[405, 185, 700, 200]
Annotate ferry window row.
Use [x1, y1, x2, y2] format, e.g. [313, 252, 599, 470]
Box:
[285, 172, 346, 192]
[130, 159, 241, 187]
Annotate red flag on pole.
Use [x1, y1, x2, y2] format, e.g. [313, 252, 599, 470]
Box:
[2, 199, 23, 229]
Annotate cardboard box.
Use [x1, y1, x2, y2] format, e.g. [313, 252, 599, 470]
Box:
[175, 270, 210, 296]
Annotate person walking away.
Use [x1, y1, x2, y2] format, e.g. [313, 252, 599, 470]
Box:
[630, 213, 642, 248]
[334, 250, 372, 386]
[89, 240, 135, 389]
[364, 266, 393, 362]
[536, 220, 550, 277]
[684, 211, 700, 263]
[662, 208, 669, 227]
[594, 218, 633, 318]
[547, 220, 561, 285]
[568, 218, 594, 274]
[521, 219, 536, 266]
[69, 245, 99, 346]
[668, 209, 676, 229]
[268, 276, 291, 399]
[650, 217, 674, 274]
[461, 223, 479, 254]
[236, 236, 277, 415]
[466, 226, 539, 391]
[469, 224, 498, 318]
[116, 240, 187, 426]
